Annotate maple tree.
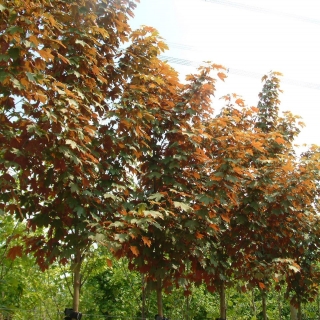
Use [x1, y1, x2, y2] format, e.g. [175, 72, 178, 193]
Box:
[102, 61, 228, 317]
[0, 0, 162, 312]
[219, 72, 320, 320]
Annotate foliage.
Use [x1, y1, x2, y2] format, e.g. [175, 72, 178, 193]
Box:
[1, 0, 320, 318]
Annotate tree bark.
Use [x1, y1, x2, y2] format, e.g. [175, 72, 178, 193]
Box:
[261, 290, 267, 320]
[186, 293, 190, 320]
[156, 276, 163, 317]
[317, 291, 320, 320]
[297, 300, 302, 320]
[290, 303, 298, 320]
[219, 281, 227, 319]
[277, 291, 282, 320]
[251, 290, 257, 317]
[141, 275, 146, 320]
[72, 250, 82, 312]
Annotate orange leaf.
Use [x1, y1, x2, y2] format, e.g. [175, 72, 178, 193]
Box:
[235, 98, 245, 107]
[221, 214, 230, 223]
[142, 236, 151, 247]
[209, 211, 217, 219]
[282, 161, 294, 172]
[130, 246, 139, 256]
[106, 258, 113, 267]
[209, 223, 219, 231]
[38, 49, 54, 61]
[196, 232, 204, 239]
[275, 137, 285, 144]
[29, 35, 40, 46]
[258, 282, 266, 289]
[252, 141, 264, 152]
[193, 172, 200, 179]
[217, 72, 227, 81]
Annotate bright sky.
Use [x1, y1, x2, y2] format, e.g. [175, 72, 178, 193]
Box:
[130, 0, 320, 147]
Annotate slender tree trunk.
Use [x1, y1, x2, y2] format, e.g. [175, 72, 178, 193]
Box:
[72, 250, 82, 312]
[219, 281, 227, 319]
[261, 290, 267, 320]
[297, 300, 302, 320]
[156, 276, 163, 317]
[277, 291, 282, 320]
[251, 290, 257, 317]
[186, 293, 190, 320]
[317, 291, 320, 320]
[141, 275, 146, 320]
[290, 303, 298, 320]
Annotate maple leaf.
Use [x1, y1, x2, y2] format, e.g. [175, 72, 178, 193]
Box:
[7, 245, 23, 260]
[217, 72, 227, 82]
[142, 236, 152, 247]
[130, 246, 139, 256]
[221, 214, 230, 223]
[38, 49, 54, 61]
[235, 98, 245, 107]
[258, 282, 266, 289]
[173, 202, 192, 212]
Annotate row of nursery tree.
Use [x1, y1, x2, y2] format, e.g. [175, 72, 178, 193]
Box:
[1, 224, 320, 320]
[1, 0, 320, 319]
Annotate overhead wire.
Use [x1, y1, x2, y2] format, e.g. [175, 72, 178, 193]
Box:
[159, 55, 320, 91]
[157, 0, 320, 91]
[201, 0, 320, 25]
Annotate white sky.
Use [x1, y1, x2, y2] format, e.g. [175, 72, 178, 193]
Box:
[130, 0, 320, 147]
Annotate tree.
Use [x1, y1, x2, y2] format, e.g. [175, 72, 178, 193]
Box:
[0, 0, 166, 312]
[102, 61, 228, 317]
[223, 72, 320, 320]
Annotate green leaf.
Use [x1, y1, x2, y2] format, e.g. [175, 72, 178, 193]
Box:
[148, 192, 164, 201]
[197, 194, 213, 205]
[136, 203, 147, 214]
[65, 139, 78, 150]
[70, 183, 79, 193]
[26, 72, 37, 82]
[225, 175, 238, 183]
[184, 220, 198, 229]
[6, 26, 23, 34]
[143, 210, 163, 219]
[0, 54, 10, 62]
[75, 39, 87, 47]
[214, 172, 224, 177]
[146, 171, 162, 179]
[173, 201, 192, 212]
[75, 206, 85, 217]
[0, 70, 8, 83]
[93, 233, 105, 242]
[114, 233, 128, 243]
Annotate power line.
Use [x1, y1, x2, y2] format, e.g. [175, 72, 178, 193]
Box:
[201, 0, 320, 25]
[159, 55, 320, 91]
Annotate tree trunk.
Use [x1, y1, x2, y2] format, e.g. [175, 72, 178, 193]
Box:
[290, 303, 298, 320]
[156, 276, 163, 317]
[251, 290, 257, 317]
[186, 293, 190, 320]
[219, 281, 227, 319]
[317, 291, 320, 320]
[277, 291, 282, 320]
[141, 275, 146, 320]
[297, 300, 302, 320]
[72, 250, 82, 312]
[261, 290, 267, 320]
